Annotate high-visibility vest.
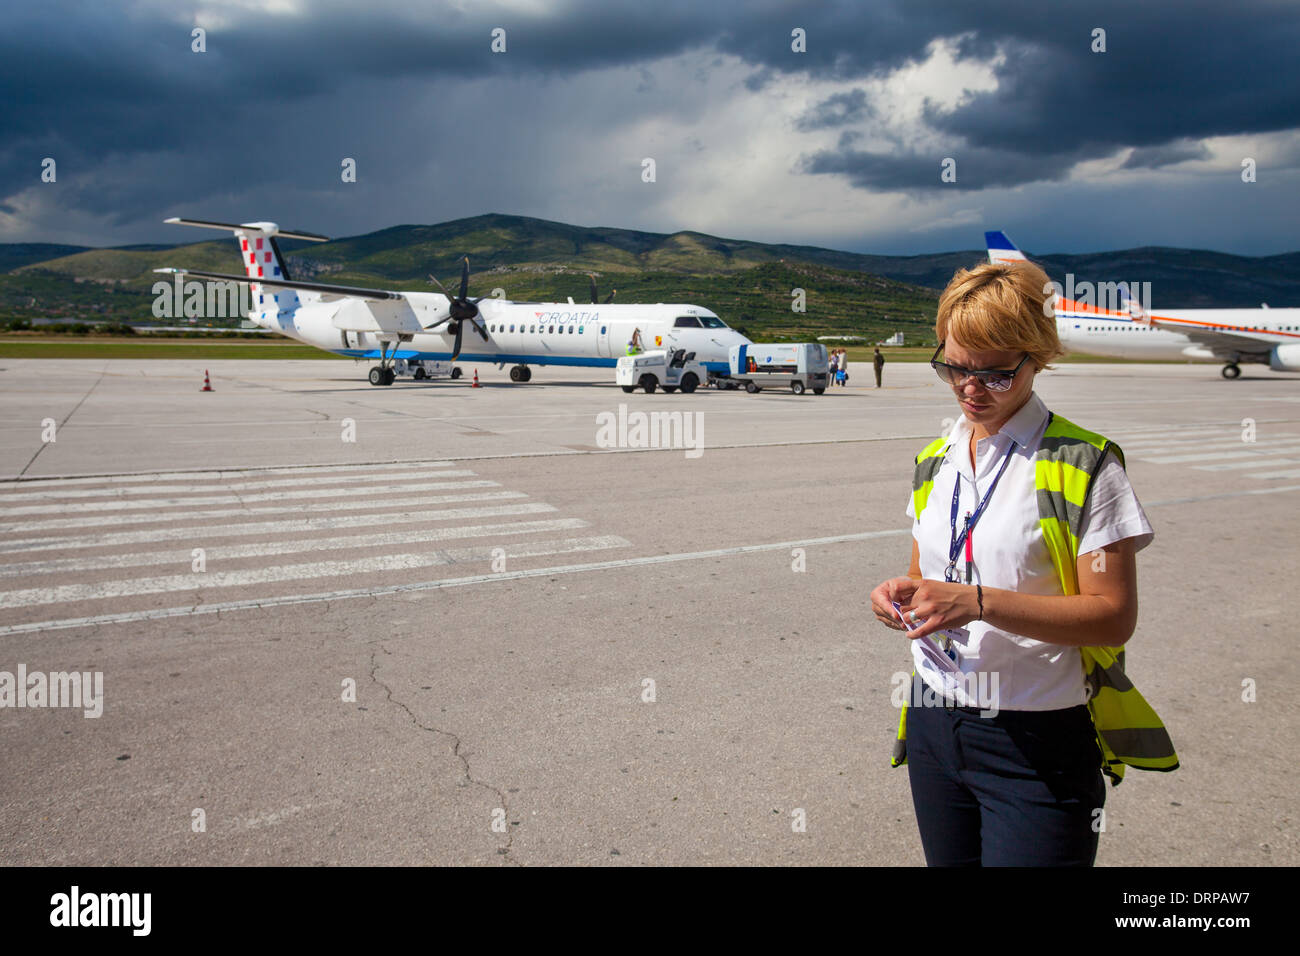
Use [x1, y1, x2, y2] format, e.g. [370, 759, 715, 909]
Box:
[892, 411, 1179, 786]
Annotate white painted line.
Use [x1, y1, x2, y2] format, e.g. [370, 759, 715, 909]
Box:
[0, 535, 629, 609]
[1193, 458, 1300, 471]
[0, 499, 551, 549]
[0, 460, 456, 489]
[1243, 469, 1300, 479]
[1144, 441, 1300, 464]
[0, 476, 491, 518]
[0, 468, 464, 501]
[0, 529, 906, 634]
[0, 518, 591, 578]
[1123, 436, 1300, 454]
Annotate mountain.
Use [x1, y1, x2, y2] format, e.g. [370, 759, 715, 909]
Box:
[2, 214, 1297, 335]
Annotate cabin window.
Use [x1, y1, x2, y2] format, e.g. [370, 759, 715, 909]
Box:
[568, 325, 574, 334]
[549, 325, 555, 334]
[509, 324, 515, 333]
[600, 326, 607, 335]
[578, 325, 584, 334]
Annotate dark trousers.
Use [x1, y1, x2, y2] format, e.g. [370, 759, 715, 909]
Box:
[905, 681, 1105, 866]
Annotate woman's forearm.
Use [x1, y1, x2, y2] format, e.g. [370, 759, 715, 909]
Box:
[980, 586, 1136, 647]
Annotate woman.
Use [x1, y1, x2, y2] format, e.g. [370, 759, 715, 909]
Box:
[868, 259, 1177, 867]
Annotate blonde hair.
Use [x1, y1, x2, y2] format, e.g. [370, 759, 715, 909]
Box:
[934, 260, 1064, 371]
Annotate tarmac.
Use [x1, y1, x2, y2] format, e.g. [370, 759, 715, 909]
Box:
[0, 356, 1296, 865]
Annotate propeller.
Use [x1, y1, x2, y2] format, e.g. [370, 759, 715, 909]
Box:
[589, 273, 616, 304]
[426, 257, 489, 359]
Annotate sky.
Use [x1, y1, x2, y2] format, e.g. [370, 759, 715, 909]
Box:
[2, 0, 1299, 256]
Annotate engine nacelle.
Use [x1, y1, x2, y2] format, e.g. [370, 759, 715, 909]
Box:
[1269, 344, 1300, 371]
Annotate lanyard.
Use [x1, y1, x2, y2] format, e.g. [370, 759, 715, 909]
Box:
[945, 437, 1017, 583]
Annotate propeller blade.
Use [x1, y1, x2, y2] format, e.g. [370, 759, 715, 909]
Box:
[429, 273, 454, 301]
[450, 320, 464, 360]
[458, 257, 470, 301]
[422, 315, 452, 331]
[604, 289, 616, 304]
[589, 274, 599, 305]
[470, 317, 490, 342]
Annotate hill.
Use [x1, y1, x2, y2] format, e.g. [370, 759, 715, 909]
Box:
[2, 214, 1296, 340]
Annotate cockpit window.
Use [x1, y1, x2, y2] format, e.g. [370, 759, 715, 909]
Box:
[674, 316, 702, 328]
[698, 316, 728, 329]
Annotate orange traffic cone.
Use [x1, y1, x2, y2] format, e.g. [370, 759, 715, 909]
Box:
[201, 369, 213, 392]
[471, 369, 481, 388]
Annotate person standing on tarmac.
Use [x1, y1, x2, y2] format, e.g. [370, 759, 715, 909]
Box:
[836, 349, 849, 386]
[868, 258, 1178, 866]
[873, 347, 885, 388]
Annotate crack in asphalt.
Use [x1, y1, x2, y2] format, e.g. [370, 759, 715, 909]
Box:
[367, 644, 520, 865]
[19, 366, 108, 477]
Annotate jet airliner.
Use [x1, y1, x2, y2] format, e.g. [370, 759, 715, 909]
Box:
[985, 231, 1300, 379]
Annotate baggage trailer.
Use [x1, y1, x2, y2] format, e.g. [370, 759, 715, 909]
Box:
[715, 343, 830, 394]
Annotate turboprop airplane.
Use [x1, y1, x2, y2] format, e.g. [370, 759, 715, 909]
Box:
[155, 218, 751, 386]
[985, 231, 1300, 379]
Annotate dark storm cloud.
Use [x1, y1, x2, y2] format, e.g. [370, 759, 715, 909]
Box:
[775, 1, 1300, 191]
[1120, 140, 1211, 170]
[2, 0, 1299, 246]
[795, 89, 873, 131]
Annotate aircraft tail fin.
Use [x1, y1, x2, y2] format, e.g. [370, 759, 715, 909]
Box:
[984, 230, 1028, 265]
[163, 218, 329, 314]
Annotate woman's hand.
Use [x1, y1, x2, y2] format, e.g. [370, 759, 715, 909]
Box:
[870, 576, 920, 630]
[898, 580, 980, 641]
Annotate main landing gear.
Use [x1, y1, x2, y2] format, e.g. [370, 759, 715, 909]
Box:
[1221, 363, 1242, 380]
[368, 339, 397, 386]
[508, 364, 532, 383]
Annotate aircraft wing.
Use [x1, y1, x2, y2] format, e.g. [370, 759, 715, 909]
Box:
[1146, 316, 1278, 357]
[154, 268, 402, 302]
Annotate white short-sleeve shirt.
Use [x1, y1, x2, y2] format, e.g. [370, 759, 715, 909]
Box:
[903, 391, 1153, 710]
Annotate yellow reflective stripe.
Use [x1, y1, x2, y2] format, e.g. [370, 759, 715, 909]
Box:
[891, 701, 909, 767]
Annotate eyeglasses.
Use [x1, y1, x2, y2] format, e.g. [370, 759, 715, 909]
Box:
[930, 342, 1031, 392]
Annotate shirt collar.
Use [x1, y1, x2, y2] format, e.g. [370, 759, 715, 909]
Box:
[945, 390, 1049, 450]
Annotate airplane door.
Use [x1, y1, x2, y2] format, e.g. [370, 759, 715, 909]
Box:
[598, 323, 611, 358]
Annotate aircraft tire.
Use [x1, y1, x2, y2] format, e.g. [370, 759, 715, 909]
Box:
[1222, 363, 1241, 380]
[368, 367, 384, 386]
[522, 366, 532, 382]
[382, 367, 396, 386]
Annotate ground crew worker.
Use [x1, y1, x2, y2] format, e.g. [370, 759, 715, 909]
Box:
[873, 347, 885, 388]
[868, 259, 1177, 866]
[627, 327, 644, 355]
